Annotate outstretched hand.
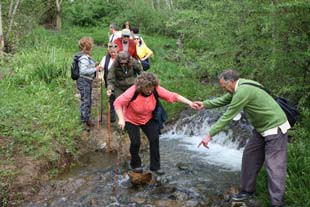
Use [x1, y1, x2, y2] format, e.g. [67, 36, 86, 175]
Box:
[193, 101, 204, 110]
[189, 102, 200, 109]
[198, 134, 211, 149]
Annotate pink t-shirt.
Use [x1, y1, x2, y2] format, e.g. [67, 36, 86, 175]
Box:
[114, 85, 179, 125]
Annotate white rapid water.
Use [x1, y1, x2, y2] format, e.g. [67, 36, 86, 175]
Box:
[161, 111, 244, 171]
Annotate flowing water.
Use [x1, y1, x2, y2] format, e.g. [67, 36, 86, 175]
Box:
[23, 110, 250, 207]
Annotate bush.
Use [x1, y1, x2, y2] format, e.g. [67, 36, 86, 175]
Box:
[64, 0, 120, 26]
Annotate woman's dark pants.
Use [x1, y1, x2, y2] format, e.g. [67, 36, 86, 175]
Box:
[126, 119, 160, 171]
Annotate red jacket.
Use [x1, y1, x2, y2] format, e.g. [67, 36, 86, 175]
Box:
[114, 37, 138, 59]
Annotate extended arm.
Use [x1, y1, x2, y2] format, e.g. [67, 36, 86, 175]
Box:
[177, 95, 199, 109]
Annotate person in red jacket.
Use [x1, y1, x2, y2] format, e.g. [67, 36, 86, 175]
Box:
[114, 29, 138, 59]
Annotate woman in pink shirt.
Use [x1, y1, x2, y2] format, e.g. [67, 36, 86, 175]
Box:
[114, 72, 198, 175]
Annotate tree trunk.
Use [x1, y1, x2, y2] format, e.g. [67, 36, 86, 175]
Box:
[7, 0, 20, 37]
[165, 0, 173, 9]
[55, 0, 62, 31]
[155, 0, 160, 9]
[270, 0, 278, 81]
[0, 3, 4, 55]
[271, 0, 277, 55]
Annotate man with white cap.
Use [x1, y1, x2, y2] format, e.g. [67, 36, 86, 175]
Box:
[114, 29, 138, 59]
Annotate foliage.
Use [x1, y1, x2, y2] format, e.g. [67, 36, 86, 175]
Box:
[62, 0, 171, 36]
[112, 0, 171, 35]
[64, 0, 119, 26]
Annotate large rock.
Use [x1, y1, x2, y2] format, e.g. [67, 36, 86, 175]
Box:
[127, 171, 152, 185]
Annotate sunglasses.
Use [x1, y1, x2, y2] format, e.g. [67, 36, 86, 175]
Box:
[108, 45, 118, 48]
[120, 62, 128, 65]
[134, 38, 139, 40]
[123, 35, 130, 38]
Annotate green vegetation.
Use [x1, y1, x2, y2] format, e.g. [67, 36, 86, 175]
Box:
[0, 0, 309, 206]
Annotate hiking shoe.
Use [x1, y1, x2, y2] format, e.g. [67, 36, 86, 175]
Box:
[231, 191, 255, 201]
[151, 169, 165, 175]
[131, 167, 143, 173]
[270, 205, 285, 207]
[86, 119, 95, 127]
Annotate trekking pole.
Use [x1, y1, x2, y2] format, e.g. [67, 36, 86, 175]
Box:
[111, 128, 123, 202]
[98, 70, 104, 124]
[107, 97, 111, 158]
[117, 129, 124, 166]
[99, 80, 103, 124]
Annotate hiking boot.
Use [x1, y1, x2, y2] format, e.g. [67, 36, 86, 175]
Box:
[86, 119, 95, 127]
[151, 169, 165, 175]
[270, 205, 285, 207]
[231, 191, 255, 201]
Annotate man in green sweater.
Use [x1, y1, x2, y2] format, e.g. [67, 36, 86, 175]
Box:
[195, 69, 290, 207]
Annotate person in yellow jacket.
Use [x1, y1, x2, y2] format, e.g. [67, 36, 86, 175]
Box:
[134, 34, 153, 71]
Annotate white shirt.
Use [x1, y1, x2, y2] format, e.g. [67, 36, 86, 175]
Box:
[99, 56, 114, 70]
[109, 31, 122, 42]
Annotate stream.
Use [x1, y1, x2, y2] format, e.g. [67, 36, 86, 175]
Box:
[22, 110, 250, 207]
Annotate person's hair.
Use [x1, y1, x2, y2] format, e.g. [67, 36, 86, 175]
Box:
[218, 69, 239, 83]
[133, 35, 142, 45]
[114, 51, 132, 67]
[109, 22, 118, 30]
[122, 21, 131, 30]
[78, 37, 94, 54]
[135, 72, 159, 93]
[131, 27, 139, 34]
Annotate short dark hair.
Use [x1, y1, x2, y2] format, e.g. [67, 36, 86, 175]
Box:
[218, 69, 239, 82]
[109, 23, 118, 30]
[131, 27, 139, 34]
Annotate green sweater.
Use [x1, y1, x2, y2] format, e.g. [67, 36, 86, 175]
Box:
[203, 78, 287, 136]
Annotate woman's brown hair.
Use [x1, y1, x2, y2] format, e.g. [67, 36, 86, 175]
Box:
[78, 37, 94, 54]
[135, 72, 159, 93]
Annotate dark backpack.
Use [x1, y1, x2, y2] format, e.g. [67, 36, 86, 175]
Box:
[71, 52, 84, 80]
[129, 89, 168, 134]
[241, 82, 299, 127]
